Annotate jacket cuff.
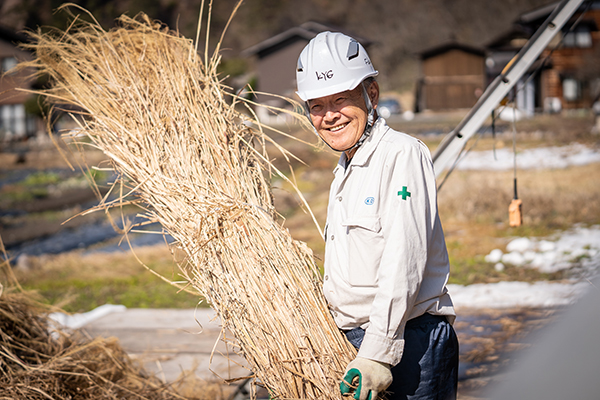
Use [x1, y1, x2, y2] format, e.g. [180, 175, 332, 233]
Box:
[356, 331, 404, 366]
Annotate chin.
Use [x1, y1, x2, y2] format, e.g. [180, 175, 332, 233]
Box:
[319, 130, 357, 151]
[322, 137, 346, 151]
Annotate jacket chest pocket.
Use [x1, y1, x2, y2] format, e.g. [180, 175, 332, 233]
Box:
[341, 216, 383, 287]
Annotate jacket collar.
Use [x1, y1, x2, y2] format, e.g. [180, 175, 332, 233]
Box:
[333, 117, 389, 174]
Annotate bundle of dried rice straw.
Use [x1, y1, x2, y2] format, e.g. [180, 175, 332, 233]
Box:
[19, 3, 356, 399]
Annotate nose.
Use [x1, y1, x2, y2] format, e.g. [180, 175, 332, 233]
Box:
[323, 107, 340, 122]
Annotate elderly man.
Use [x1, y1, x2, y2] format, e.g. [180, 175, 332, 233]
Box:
[295, 32, 459, 400]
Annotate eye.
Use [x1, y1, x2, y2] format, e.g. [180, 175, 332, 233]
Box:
[310, 103, 323, 113]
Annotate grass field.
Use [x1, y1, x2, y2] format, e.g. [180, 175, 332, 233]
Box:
[7, 246, 200, 313]
[3, 112, 599, 312]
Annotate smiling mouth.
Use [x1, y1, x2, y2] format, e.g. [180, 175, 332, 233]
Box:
[328, 123, 348, 132]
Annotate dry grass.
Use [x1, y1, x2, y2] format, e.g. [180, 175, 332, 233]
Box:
[0, 284, 186, 400]
[438, 162, 600, 231]
[19, 4, 354, 399]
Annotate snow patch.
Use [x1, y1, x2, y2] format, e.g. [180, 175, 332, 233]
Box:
[448, 281, 590, 309]
[466, 226, 600, 309]
[484, 225, 600, 274]
[49, 304, 127, 330]
[485, 249, 503, 263]
[457, 143, 600, 171]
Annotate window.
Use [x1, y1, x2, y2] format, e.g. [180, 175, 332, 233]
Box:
[576, 31, 593, 48]
[563, 27, 593, 48]
[0, 104, 27, 138]
[562, 78, 581, 101]
[1, 57, 18, 74]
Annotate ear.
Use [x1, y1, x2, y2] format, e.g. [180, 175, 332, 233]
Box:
[368, 81, 380, 108]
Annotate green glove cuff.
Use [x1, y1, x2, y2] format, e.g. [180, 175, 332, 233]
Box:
[339, 357, 392, 400]
[340, 368, 370, 400]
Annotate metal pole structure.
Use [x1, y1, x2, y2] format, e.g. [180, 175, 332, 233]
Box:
[432, 0, 585, 181]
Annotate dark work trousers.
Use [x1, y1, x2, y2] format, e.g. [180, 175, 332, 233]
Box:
[344, 313, 459, 400]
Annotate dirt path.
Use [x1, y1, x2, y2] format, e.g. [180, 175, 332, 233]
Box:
[454, 307, 558, 399]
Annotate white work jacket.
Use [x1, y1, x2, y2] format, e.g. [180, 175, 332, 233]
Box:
[322, 118, 455, 366]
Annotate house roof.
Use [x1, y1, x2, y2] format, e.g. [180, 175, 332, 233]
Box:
[487, 0, 600, 51]
[419, 42, 485, 60]
[519, 2, 561, 24]
[241, 21, 371, 58]
[518, 0, 600, 26]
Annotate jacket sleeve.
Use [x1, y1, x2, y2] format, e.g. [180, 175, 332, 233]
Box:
[357, 139, 439, 366]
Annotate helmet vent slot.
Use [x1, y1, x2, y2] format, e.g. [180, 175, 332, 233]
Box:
[346, 40, 359, 60]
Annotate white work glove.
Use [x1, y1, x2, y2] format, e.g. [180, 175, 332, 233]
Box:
[339, 356, 393, 400]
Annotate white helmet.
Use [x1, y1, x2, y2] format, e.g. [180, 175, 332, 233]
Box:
[296, 31, 378, 101]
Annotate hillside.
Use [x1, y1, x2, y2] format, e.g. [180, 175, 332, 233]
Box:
[1, 0, 556, 91]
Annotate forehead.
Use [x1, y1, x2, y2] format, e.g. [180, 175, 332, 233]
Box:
[308, 86, 362, 104]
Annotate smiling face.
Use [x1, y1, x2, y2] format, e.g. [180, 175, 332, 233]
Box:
[308, 81, 379, 155]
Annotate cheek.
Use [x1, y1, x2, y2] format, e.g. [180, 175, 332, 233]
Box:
[311, 116, 327, 132]
[309, 113, 320, 127]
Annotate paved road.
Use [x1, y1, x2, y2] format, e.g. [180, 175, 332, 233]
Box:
[82, 308, 250, 391]
[79, 305, 571, 400]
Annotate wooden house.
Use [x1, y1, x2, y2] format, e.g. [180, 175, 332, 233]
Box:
[538, 3, 600, 110]
[0, 25, 37, 141]
[487, 1, 600, 113]
[416, 43, 486, 112]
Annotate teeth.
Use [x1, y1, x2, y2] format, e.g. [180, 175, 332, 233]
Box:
[330, 123, 347, 132]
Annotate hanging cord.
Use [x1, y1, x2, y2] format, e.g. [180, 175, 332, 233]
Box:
[512, 106, 518, 199]
[508, 104, 523, 227]
[491, 109, 497, 161]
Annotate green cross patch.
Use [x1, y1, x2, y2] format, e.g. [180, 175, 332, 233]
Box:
[398, 186, 411, 200]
